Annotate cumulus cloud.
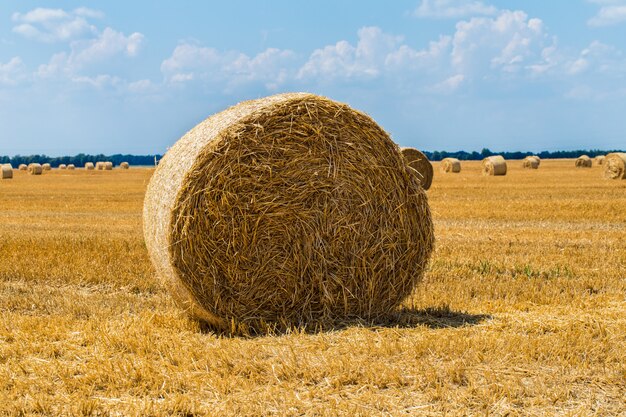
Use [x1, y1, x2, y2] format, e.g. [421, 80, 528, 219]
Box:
[0, 57, 26, 85]
[414, 0, 497, 19]
[161, 43, 296, 90]
[587, 0, 626, 26]
[12, 7, 102, 42]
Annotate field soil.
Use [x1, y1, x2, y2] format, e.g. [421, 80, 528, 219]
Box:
[1, 159, 625, 416]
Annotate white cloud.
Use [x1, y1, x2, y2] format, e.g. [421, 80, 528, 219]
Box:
[161, 43, 296, 90]
[565, 41, 626, 75]
[414, 0, 497, 19]
[428, 74, 466, 93]
[0, 57, 26, 85]
[587, 0, 626, 26]
[12, 7, 102, 43]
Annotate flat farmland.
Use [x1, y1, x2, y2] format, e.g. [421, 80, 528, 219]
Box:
[1, 159, 624, 416]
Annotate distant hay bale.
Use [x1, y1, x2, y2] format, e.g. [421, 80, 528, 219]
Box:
[604, 152, 626, 180]
[95, 162, 105, 170]
[28, 163, 43, 175]
[1, 164, 12, 179]
[482, 155, 507, 176]
[104, 162, 113, 170]
[59, 164, 67, 170]
[441, 157, 461, 173]
[120, 162, 130, 169]
[19, 164, 27, 171]
[400, 147, 433, 190]
[595, 155, 605, 165]
[522, 155, 540, 169]
[67, 164, 76, 170]
[575, 155, 592, 168]
[85, 162, 95, 170]
[143, 92, 435, 332]
[42, 163, 51, 171]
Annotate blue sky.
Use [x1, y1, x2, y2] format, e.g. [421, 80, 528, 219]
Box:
[1, 1, 625, 155]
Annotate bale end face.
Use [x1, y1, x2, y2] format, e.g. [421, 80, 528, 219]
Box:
[27, 163, 43, 175]
[604, 153, 626, 179]
[400, 147, 433, 190]
[575, 155, 592, 168]
[143, 93, 435, 332]
[522, 156, 540, 169]
[441, 158, 461, 173]
[482, 155, 507, 176]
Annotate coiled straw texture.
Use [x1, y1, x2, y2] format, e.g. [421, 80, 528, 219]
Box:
[400, 147, 433, 190]
[441, 158, 461, 173]
[604, 153, 626, 179]
[482, 155, 507, 176]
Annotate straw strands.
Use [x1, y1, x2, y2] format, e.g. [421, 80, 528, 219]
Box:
[28, 163, 43, 175]
[482, 155, 507, 176]
[400, 147, 433, 190]
[143, 92, 435, 332]
[522, 155, 540, 169]
[575, 155, 592, 168]
[604, 152, 626, 180]
[1, 164, 12, 179]
[441, 158, 461, 173]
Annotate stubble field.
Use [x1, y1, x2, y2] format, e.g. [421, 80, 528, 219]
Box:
[0, 159, 625, 416]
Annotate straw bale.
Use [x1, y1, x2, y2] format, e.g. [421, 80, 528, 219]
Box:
[143, 92, 435, 332]
[85, 162, 95, 170]
[28, 163, 43, 175]
[595, 155, 605, 165]
[104, 162, 113, 170]
[441, 158, 461, 173]
[67, 164, 76, 170]
[522, 155, 540, 169]
[482, 155, 507, 176]
[604, 152, 626, 179]
[120, 162, 130, 169]
[400, 147, 433, 190]
[42, 163, 51, 171]
[95, 162, 105, 170]
[18, 164, 27, 171]
[575, 155, 592, 168]
[59, 164, 67, 169]
[1, 164, 12, 179]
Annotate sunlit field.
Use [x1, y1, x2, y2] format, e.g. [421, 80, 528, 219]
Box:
[1, 160, 624, 416]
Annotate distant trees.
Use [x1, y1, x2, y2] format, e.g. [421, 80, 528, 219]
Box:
[422, 149, 623, 161]
[0, 154, 162, 167]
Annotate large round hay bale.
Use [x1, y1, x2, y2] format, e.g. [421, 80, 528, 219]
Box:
[441, 158, 461, 173]
[120, 162, 130, 169]
[522, 155, 540, 169]
[595, 155, 605, 165]
[67, 164, 76, 170]
[400, 147, 433, 190]
[18, 164, 27, 171]
[28, 163, 43, 175]
[1, 164, 12, 179]
[482, 155, 507, 176]
[95, 162, 105, 170]
[42, 163, 51, 171]
[85, 162, 95, 170]
[104, 162, 113, 170]
[59, 164, 67, 170]
[143, 93, 435, 332]
[604, 152, 626, 179]
[575, 155, 592, 168]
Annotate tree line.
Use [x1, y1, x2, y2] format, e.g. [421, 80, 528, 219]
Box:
[423, 148, 622, 161]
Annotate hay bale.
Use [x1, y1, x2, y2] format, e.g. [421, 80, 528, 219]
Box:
[95, 162, 105, 170]
[42, 163, 51, 171]
[85, 162, 95, 170]
[400, 147, 433, 190]
[595, 155, 605, 165]
[59, 164, 67, 170]
[104, 162, 113, 170]
[522, 155, 540, 169]
[604, 152, 626, 180]
[28, 163, 43, 175]
[67, 164, 76, 170]
[120, 162, 130, 169]
[1, 164, 12, 179]
[18, 164, 27, 171]
[143, 92, 435, 332]
[575, 155, 592, 168]
[482, 155, 507, 176]
[441, 158, 461, 173]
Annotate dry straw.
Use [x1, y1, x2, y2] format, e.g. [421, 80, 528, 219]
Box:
[42, 163, 51, 171]
[522, 155, 540, 169]
[482, 155, 507, 176]
[143, 92, 435, 332]
[85, 162, 95, 170]
[59, 164, 67, 170]
[95, 162, 105, 170]
[575, 155, 592, 168]
[1, 164, 12, 180]
[28, 163, 43, 175]
[595, 155, 605, 165]
[18, 164, 27, 171]
[604, 152, 626, 180]
[400, 147, 433, 190]
[67, 164, 76, 170]
[441, 157, 461, 173]
[120, 162, 130, 169]
[104, 162, 113, 170]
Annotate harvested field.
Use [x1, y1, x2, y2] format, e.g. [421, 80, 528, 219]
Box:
[0, 159, 624, 415]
